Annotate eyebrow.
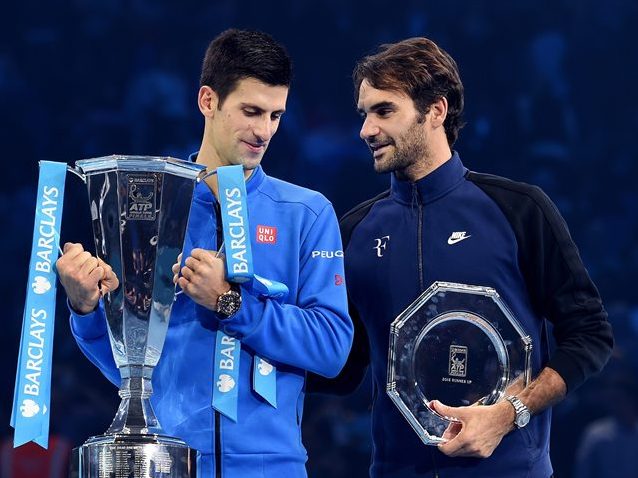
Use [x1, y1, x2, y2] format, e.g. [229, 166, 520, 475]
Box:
[240, 103, 286, 115]
[357, 101, 397, 115]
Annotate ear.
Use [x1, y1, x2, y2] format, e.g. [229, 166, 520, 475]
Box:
[429, 96, 448, 129]
[198, 86, 219, 118]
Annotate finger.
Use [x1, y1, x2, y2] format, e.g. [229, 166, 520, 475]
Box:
[173, 272, 179, 284]
[99, 260, 115, 278]
[438, 429, 468, 457]
[74, 251, 95, 269]
[79, 256, 99, 276]
[441, 420, 463, 441]
[88, 266, 105, 285]
[181, 266, 195, 281]
[431, 400, 465, 422]
[100, 276, 119, 295]
[63, 242, 84, 255]
[60, 242, 85, 261]
[102, 270, 119, 290]
[171, 262, 181, 275]
[177, 276, 191, 292]
[190, 248, 214, 263]
[177, 252, 182, 264]
[184, 256, 202, 272]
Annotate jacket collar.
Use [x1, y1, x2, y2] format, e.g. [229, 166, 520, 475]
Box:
[390, 151, 467, 205]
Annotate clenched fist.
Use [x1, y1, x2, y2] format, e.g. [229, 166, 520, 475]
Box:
[172, 248, 230, 311]
[56, 242, 119, 314]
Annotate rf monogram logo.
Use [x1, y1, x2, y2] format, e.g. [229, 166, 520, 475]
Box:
[373, 235, 390, 257]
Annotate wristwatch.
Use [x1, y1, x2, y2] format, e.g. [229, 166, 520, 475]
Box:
[505, 395, 531, 428]
[216, 286, 242, 318]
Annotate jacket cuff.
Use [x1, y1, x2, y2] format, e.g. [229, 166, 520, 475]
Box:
[546, 349, 585, 393]
[217, 287, 266, 338]
[68, 299, 107, 341]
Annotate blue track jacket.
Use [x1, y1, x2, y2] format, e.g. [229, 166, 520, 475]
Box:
[69, 164, 353, 478]
[310, 152, 613, 478]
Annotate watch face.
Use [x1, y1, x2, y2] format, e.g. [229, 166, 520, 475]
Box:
[517, 410, 531, 428]
[218, 290, 241, 317]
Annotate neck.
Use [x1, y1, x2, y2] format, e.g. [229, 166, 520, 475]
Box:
[397, 142, 453, 183]
[196, 139, 253, 198]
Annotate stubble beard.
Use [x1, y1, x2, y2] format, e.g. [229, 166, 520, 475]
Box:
[374, 120, 431, 180]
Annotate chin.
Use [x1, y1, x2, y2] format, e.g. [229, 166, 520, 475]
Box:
[241, 157, 263, 170]
[373, 157, 393, 174]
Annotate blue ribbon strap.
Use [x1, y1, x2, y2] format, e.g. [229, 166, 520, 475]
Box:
[211, 331, 241, 422]
[217, 166, 253, 283]
[214, 166, 287, 413]
[11, 161, 67, 448]
[253, 356, 277, 407]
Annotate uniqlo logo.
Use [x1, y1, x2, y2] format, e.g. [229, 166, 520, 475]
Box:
[257, 225, 277, 244]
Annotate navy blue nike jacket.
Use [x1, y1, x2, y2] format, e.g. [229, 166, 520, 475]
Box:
[310, 152, 613, 478]
[69, 164, 353, 478]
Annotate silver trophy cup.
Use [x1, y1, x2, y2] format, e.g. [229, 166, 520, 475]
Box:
[67, 156, 205, 478]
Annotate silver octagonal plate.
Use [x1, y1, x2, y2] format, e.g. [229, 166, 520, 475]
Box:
[387, 282, 532, 445]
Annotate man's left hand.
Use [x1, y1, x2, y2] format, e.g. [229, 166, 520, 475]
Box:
[432, 399, 515, 458]
[173, 248, 230, 311]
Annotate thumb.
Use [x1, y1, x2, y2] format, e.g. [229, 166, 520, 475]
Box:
[430, 400, 463, 421]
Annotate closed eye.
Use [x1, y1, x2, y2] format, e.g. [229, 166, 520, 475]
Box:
[243, 107, 260, 117]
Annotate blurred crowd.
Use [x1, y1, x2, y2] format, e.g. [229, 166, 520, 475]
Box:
[1, 1, 637, 477]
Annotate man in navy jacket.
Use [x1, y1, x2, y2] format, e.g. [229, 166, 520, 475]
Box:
[56, 29, 353, 478]
[311, 37, 613, 478]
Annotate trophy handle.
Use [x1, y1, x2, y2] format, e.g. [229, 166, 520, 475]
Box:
[197, 168, 217, 182]
[67, 165, 87, 183]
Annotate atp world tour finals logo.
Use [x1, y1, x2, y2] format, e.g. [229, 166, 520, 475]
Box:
[449, 345, 468, 378]
[126, 174, 157, 221]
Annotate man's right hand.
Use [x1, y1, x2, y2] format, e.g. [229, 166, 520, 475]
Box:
[56, 242, 119, 314]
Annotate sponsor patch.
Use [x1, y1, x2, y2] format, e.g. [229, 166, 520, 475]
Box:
[256, 225, 277, 244]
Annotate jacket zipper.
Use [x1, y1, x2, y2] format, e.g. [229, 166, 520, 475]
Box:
[214, 199, 223, 478]
[415, 185, 437, 477]
[416, 189, 424, 292]
[215, 414, 221, 478]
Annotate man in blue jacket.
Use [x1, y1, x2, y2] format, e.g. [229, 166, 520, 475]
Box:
[310, 37, 613, 477]
[56, 29, 353, 478]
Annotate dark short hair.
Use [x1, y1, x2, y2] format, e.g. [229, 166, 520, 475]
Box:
[354, 37, 465, 146]
[200, 29, 292, 107]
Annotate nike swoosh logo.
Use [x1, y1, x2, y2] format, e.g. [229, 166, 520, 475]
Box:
[447, 234, 471, 245]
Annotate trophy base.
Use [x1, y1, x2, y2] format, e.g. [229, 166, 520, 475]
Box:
[69, 433, 198, 478]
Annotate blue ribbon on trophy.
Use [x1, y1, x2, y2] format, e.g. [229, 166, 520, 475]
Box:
[11, 161, 67, 448]
[211, 165, 286, 420]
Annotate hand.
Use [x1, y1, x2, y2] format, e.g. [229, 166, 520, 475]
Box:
[432, 399, 515, 458]
[56, 243, 119, 314]
[172, 248, 230, 310]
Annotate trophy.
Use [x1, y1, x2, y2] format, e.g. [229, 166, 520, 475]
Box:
[387, 282, 532, 445]
[67, 156, 205, 477]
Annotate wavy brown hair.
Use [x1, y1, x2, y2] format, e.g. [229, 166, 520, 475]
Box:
[354, 37, 465, 146]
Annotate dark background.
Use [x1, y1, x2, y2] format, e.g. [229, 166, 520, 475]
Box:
[2, 1, 637, 477]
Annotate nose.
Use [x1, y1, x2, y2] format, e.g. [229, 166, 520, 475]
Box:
[360, 116, 379, 140]
[253, 117, 274, 143]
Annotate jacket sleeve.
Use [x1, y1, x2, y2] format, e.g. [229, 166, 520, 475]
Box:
[305, 297, 370, 394]
[306, 197, 385, 394]
[470, 173, 614, 393]
[213, 203, 354, 378]
[526, 188, 614, 392]
[69, 301, 121, 387]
